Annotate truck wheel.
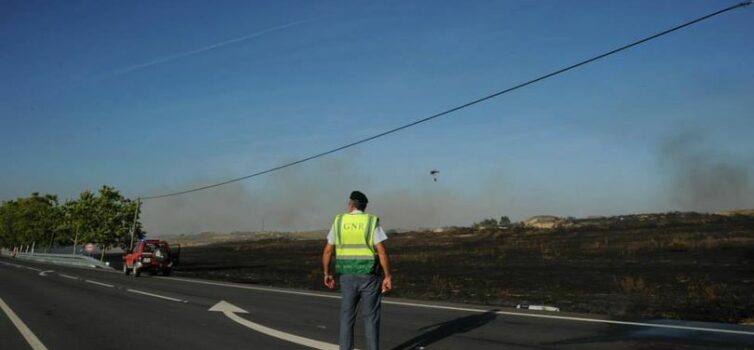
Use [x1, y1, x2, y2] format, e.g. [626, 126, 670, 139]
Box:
[133, 267, 141, 277]
[123, 264, 131, 275]
[162, 268, 172, 276]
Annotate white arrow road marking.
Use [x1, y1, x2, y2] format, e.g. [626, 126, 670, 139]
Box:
[209, 300, 340, 350]
[84, 280, 113, 288]
[38, 270, 54, 277]
[0, 297, 48, 350]
[126, 289, 188, 303]
[24, 266, 42, 272]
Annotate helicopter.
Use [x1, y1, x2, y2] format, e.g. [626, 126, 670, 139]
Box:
[430, 169, 440, 182]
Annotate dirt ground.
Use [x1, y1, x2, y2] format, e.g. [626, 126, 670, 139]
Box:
[168, 212, 754, 324]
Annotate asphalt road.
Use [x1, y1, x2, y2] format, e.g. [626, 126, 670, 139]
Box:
[1, 257, 752, 350]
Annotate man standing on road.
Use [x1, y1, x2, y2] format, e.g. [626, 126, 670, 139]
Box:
[322, 191, 393, 350]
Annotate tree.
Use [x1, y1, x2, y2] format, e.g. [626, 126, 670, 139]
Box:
[0, 187, 142, 257]
[11, 193, 60, 253]
[61, 190, 99, 254]
[473, 218, 498, 228]
[0, 200, 20, 249]
[499, 216, 511, 226]
[91, 186, 142, 261]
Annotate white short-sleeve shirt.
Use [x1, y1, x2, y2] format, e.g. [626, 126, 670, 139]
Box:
[326, 210, 388, 245]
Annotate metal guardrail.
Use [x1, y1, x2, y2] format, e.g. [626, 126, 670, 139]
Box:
[0, 249, 115, 270]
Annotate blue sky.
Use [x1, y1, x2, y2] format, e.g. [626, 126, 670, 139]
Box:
[2, 1, 753, 233]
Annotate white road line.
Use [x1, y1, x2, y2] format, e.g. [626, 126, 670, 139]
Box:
[1, 261, 23, 268]
[0, 297, 49, 350]
[164, 276, 754, 337]
[385, 301, 754, 337]
[163, 277, 340, 300]
[58, 274, 79, 280]
[38, 270, 54, 277]
[126, 289, 187, 303]
[0, 261, 41, 272]
[84, 280, 114, 288]
[209, 301, 339, 350]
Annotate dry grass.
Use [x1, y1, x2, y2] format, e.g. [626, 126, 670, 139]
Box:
[613, 233, 754, 256]
[171, 212, 754, 323]
[614, 276, 650, 296]
[428, 275, 460, 299]
[686, 278, 724, 304]
[667, 237, 691, 252]
[395, 251, 432, 263]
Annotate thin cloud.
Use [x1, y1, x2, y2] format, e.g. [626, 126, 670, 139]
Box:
[102, 17, 320, 79]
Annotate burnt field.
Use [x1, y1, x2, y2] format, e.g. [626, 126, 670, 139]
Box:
[170, 212, 754, 324]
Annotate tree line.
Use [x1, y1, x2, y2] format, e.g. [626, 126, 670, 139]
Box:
[0, 186, 142, 260]
[473, 216, 512, 228]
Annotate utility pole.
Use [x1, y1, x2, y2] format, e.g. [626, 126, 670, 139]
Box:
[128, 198, 142, 252]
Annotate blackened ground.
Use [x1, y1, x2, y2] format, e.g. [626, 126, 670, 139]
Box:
[129, 213, 754, 324]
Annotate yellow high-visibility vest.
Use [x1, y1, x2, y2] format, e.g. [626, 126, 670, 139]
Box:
[333, 213, 378, 275]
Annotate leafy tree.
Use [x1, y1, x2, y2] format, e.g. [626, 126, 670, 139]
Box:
[61, 190, 99, 254]
[499, 216, 511, 225]
[473, 218, 499, 228]
[0, 186, 142, 258]
[12, 193, 60, 252]
[91, 186, 142, 261]
[0, 200, 21, 248]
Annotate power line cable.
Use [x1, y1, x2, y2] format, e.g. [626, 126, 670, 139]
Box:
[140, 1, 752, 200]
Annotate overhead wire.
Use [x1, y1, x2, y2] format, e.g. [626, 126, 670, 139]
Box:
[140, 1, 752, 200]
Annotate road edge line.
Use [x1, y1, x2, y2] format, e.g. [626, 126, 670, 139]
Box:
[384, 300, 754, 336]
[0, 297, 49, 350]
[162, 277, 341, 299]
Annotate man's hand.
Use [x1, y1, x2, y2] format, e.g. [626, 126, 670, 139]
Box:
[322, 244, 335, 289]
[324, 274, 336, 289]
[376, 242, 393, 293]
[381, 274, 392, 293]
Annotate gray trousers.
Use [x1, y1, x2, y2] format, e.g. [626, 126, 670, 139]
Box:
[339, 274, 382, 350]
